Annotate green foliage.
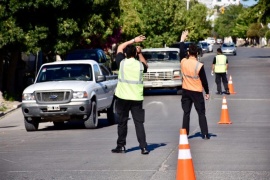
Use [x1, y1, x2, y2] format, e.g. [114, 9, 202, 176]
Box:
[0, 104, 7, 112]
[214, 5, 245, 38]
[258, 26, 269, 37]
[247, 23, 262, 38]
[3, 91, 15, 101]
[265, 30, 270, 42]
[232, 8, 256, 38]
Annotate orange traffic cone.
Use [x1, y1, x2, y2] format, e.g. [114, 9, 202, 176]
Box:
[228, 75, 236, 94]
[176, 129, 196, 180]
[218, 96, 232, 124]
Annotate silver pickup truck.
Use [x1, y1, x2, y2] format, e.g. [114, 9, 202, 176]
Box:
[21, 60, 118, 131]
[141, 48, 182, 93]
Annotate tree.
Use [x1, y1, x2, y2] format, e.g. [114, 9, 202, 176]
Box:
[0, 0, 121, 100]
[247, 23, 262, 45]
[214, 5, 245, 40]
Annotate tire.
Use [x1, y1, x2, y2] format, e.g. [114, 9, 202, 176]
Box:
[24, 117, 39, 131]
[53, 121, 65, 128]
[84, 101, 98, 129]
[107, 97, 119, 125]
[176, 86, 182, 95]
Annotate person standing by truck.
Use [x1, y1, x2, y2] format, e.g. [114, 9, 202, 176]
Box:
[111, 35, 150, 154]
[180, 37, 210, 140]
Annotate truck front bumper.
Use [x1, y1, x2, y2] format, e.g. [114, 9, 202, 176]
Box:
[21, 100, 91, 119]
[143, 80, 182, 89]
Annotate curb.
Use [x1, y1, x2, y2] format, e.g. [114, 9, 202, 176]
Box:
[0, 103, 22, 119]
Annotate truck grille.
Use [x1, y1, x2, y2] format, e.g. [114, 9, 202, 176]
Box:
[35, 90, 72, 104]
[143, 71, 173, 81]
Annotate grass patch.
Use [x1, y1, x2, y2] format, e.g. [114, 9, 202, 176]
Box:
[0, 104, 7, 112]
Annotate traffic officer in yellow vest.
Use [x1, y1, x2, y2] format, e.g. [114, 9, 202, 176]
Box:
[111, 35, 149, 154]
[181, 42, 210, 140]
[211, 48, 230, 95]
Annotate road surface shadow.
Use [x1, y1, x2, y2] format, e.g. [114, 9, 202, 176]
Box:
[126, 143, 166, 153]
[188, 132, 217, 139]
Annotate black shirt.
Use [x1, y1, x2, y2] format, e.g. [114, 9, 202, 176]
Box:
[115, 52, 147, 73]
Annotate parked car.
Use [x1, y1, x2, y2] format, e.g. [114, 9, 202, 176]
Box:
[65, 49, 111, 69]
[21, 60, 118, 131]
[221, 43, 237, 56]
[216, 38, 223, 44]
[141, 48, 182, 94]
[199, 41, 209, 53]
[208, 43, 213, 52]
[205, 37, 215, 45]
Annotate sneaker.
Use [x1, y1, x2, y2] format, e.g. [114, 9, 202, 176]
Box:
[141, 148, 149, 155]
[111, 146, 126, 153]
[216, 91, 222, 95]
[224, 90, 230, 95]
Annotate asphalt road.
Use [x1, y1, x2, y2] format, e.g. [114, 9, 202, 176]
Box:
[0, 46, 270, 180]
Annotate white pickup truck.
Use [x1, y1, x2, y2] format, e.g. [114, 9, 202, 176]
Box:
[21, 60, 118, 131]
[141, 48, 182, 94]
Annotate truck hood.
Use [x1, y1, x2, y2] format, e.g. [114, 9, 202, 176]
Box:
[23, 81, 95, 93]
[147, 61, 180, 70]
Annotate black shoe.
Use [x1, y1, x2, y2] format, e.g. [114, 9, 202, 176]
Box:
[141, 148, 149, 155]
[202, 134, 210, 140]
[216, 91, 222, 95]
[111, 146, 126, 153]
[224, 90, 230, 95]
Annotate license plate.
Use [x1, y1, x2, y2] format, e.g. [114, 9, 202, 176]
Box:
[47, 105, 60, 111]
[152, 82, 163, 87]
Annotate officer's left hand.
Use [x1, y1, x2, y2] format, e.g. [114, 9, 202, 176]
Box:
[205, 94, 210, 100]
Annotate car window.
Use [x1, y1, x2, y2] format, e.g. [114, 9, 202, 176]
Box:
[142, 51, 179, 61]
[99, 65, 110, 75]
[222, 44, 235, 47]
[36, 64, 93, 82]
[93, 64, 101, 80]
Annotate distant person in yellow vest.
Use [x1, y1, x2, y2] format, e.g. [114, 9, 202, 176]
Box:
[211, 48, 230, 95]
[181, 40, 210, 140]
[111, 35, 150, 154]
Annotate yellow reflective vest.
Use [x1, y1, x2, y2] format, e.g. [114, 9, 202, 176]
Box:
[214, 54, 227, 73]
[115, 58, 144, 101]
[181, 58, 203, 92]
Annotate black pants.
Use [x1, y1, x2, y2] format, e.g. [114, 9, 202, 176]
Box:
[115, 97, 147, 149]
[215, 73, 229, 92]
[181, 89, 209, 135]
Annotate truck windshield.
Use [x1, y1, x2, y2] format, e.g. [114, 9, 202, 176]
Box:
[36, 64, 93, 83]
[142, 51, 179, 61]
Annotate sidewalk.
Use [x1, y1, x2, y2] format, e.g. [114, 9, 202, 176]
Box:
[0, 100, 22, 119]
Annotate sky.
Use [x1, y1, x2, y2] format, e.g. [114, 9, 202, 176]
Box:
[240, 0, 259, 7]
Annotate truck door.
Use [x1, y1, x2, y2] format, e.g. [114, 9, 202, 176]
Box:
[93, 64, 108, 109]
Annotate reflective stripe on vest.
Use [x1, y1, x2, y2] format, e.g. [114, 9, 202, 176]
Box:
[182, 61, 200, 80]
[118, 59, 143, 84]
[214, 55, 226, 73]
[181, 58, 203, 92]
[115, 58, 144, 101]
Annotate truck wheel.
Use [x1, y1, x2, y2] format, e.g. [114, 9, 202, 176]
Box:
[107, 97, 119, 125]
[84, 101, 98, 129]
[176, 87, 182, 95]
[53, 121, 65, 128]
[24, 117, 39, 131]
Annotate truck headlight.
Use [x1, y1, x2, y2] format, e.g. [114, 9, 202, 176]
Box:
[173, 71, 181, 79]
[73, 91, 88, 99]
[22, 93, 35, 100]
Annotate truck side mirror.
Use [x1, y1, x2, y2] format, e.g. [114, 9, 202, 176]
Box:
[96, 75, 106, 82]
